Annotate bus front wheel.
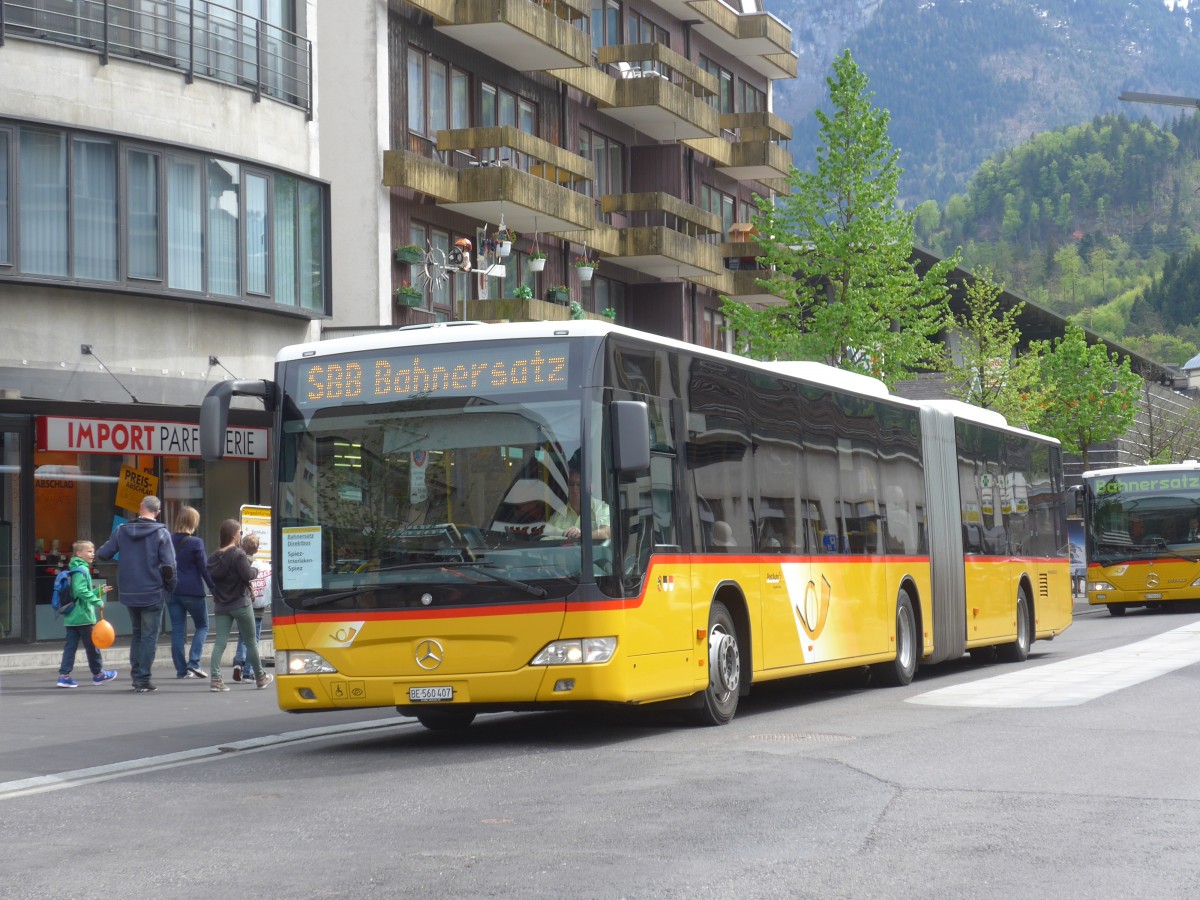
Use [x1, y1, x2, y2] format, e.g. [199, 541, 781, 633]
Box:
[690, 601, 741, 726]
[872, 589, 917, 687]
[1107, 603, 1128, 617]
[998, 586, 1032, 663]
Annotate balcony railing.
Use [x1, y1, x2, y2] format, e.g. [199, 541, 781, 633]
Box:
[0, 0, 312, 117]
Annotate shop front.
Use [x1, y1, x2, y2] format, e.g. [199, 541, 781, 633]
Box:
[0, 403, 269, 643]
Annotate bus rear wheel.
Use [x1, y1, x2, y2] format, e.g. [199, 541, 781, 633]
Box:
[872, 589, 917, 687]
[414, 709, 476, 731]
[690, 601, 741, 726]
[998, 586, 1032, 663]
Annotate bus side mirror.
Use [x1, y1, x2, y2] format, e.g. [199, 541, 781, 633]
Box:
[611, 400, 650, 473]
[1066, 484, 1081, 518]
[199, 379, 275, 461]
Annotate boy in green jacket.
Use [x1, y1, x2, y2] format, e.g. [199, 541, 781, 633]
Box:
[57, 540, 118, 688]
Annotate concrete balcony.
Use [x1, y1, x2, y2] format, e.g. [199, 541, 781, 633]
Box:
[404, 0, 592, 71]
[600, 192, 724, 278]
[685, 112, 793, 183]
[595, 44, 721, 141]
[383, 127, 596, 233]
[687, 0, 798, 80]
[463, 296, 609, 323]
[690, 239, 790, 305]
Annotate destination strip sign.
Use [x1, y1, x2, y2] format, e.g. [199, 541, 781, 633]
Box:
[38, 416, 268, 460]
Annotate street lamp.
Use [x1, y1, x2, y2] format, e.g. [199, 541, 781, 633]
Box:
[1118, 91, 1200, 110]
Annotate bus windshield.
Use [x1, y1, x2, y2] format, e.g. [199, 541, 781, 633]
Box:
[276, 393, 608, 610]
[1086, 473, 1200, 563]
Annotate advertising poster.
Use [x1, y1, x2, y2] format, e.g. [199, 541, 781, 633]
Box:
[240, 504, 273, 605]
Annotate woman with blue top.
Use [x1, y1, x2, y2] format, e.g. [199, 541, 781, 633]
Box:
[168, 506, 217, 680]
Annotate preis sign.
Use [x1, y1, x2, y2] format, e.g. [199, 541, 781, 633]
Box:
[38, 416, 268, 460]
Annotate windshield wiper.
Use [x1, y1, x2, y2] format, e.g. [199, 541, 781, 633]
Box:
[1142, 537, 1199, 563]
[297, 587, 380, 609]
[397, 560, 549, 598]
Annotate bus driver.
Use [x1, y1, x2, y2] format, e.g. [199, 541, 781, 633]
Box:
[547, 467, 610, 542]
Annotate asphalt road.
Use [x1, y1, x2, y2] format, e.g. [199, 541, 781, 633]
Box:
[4, 600, 1200, 899]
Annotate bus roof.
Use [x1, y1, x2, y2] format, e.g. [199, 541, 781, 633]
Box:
[1083, 460, 1200, 480]
[283, 321, 1054, 442]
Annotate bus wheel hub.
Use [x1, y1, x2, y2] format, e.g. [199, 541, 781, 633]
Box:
[710, 628, 740, 694]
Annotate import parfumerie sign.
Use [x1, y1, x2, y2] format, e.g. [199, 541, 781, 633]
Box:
[38, 416, 268, 460]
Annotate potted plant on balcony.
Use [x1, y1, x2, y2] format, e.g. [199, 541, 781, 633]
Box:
[495, 228, 516, 257]
[528, 247, 546, 272]
[513, 284, 534, 300]
[394, 244, 425, 265]
[574, 255, 597, 283]
[394, 281, 424, 307]
[569, 301, 586, 320]
[546, 284, 570, 305]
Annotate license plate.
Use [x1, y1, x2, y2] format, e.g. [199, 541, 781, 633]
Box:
[1145, 593, 1162, 600]
[409, 686, 454, 702]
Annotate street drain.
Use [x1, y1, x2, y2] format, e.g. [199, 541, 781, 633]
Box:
[750, 732, 855, 743]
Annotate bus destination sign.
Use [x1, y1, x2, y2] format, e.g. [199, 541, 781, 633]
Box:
[293, 342, 571, 408]
[1093, 473, 1200, 495]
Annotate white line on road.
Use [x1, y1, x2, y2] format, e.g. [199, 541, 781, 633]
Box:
[908, 619, 1200, 708]
[0, 717, 405, 801]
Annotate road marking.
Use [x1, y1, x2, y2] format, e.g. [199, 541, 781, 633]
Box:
[0, 718, 404, 801]
[909, 619, 1200, 708]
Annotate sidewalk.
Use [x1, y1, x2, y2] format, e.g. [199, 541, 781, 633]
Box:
[0, 637, 274, 672]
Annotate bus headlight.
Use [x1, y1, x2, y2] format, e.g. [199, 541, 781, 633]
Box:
[531, 637, 617, 666]
[1088, 581, 1115, 592]
[279, 650, 337, 675]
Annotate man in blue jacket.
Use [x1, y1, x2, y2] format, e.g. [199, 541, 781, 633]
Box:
[98, 495, 177, 693]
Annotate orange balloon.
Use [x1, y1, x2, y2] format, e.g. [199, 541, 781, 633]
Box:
[92, 618, 115, 650]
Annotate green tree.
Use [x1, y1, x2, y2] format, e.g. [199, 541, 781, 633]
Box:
[945, 269, 1042, 427]
[721, 50, 960, 387]
[1030, 325, 1141, 470]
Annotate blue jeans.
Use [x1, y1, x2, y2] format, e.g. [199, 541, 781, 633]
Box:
[232, 613, 264, 668]
[167, 593, 209, 676]
[127, 602, 164, 686]
[60, 624, 102, 677]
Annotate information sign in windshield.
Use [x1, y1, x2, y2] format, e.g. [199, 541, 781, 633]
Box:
[292, 342, 571, 410]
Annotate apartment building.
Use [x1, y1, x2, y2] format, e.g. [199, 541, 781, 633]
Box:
[318, 0, 796, 348]
[0, 1, 329, 642]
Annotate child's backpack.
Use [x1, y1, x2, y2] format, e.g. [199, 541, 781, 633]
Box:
[51, 566, 88, 617]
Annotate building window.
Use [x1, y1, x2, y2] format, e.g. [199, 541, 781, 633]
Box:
[19, 128, 67, 277]
[739, 80, 766, 114]
[700, 57, 733, 114]
[409, 47, 470, 149]
[245, 171, 269, 295]
[0, 129, 10, 266]
[590, 0, 620, 51]
[127, 149, 160, 280]
[700, 184, 735, 239]
[703, 308, 731, 352]
[593, 277, 624, 319]
[207, 159, 240, 297]
[3, 120, 329, 313]
[579, 128, 623, 198]
[167, 156, 203, 291]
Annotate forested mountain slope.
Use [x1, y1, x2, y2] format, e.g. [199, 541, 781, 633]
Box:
[771, 0, 1200, 205]
[914, 113, 1200, 364]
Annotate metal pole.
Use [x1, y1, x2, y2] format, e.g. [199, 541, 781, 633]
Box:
[100, 0, 108, 65]
[186, 0, 194, 84]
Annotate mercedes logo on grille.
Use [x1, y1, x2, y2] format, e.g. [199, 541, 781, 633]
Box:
[1146, 573, 1160, 588]
[415, 639, 444, 670]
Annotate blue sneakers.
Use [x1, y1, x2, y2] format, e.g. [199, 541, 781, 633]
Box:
[92, 670, 118, 685]
[56, 675, 78, 688]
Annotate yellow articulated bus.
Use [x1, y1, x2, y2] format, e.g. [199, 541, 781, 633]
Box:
[1081, 461, 1200, 616]
[200, 321, 1071, 729]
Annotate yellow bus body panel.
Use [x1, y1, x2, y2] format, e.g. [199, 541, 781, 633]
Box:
[273, 553, 957, 713]
[1087, 558, 1200, 607]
